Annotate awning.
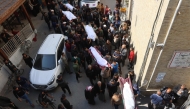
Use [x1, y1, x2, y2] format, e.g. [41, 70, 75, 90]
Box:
[0, 0, 25, 24]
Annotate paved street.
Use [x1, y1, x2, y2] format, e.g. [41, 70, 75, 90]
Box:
[2, 0, 150, 109]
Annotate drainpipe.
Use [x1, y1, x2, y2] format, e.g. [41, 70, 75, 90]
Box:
[146, 0, 183, 89]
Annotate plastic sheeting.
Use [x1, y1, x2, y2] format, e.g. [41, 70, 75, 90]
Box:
[65, 3, 75, 11]
[62, 11, 77, 20]
[84, 25, 97, 41]
[89, 46, 108, 67]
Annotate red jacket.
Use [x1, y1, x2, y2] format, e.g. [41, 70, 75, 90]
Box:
[128, 50, 134, 61]
[65, 43, 71, 52]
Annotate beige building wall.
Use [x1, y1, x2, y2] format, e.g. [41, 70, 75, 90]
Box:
[130, 0, 190, 89]
[147, 0, 190, 89]
[129, 0, 170, 85]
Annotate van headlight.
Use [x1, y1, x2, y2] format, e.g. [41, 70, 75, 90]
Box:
[48, 76, 55, 85]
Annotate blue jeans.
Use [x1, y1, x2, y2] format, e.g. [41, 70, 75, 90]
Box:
[20, 94, 32, 105]
[114, 104, 119, 109]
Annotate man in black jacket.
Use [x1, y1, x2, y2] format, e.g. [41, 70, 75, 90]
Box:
[173, 84, 189, 107]
[61, 94, 73, 109]
[13, 86, 34, 108]
[161, 88, 175, 106]
[107, 79, 119, 98]
[85, 86, 96, 105]
[56, 75, 71, 95]
[0, 96, 18, 109]
[86, 65, 96, 85]
[16, 76, 30, 91]
[4, 59, 16, 73]
[44, 12, 51, 30]
[94, 81, 106, 102]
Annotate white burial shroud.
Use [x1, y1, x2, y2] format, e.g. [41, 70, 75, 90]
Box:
[123, 82, 135, 109]
[84, 25, 97, 41]
[65, 3, 75, 11]
[62, 11, 77, 20]
[89, 47, 108, 67]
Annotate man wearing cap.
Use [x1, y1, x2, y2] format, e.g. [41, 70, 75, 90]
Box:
[56, 75, 72, 95]
[85, 86, 96, 105]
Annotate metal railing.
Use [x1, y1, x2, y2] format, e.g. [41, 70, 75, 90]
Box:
[1, 24, 34, 57]
[180, 95, 190, 109]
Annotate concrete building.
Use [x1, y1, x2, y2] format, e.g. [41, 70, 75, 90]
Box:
[128, 0, 190, 90]
[0, 0, 35, 93]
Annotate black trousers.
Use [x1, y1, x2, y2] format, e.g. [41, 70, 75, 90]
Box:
[129, 61, 134, 69]
[89, 77, 95, 86]
[108, 91, 115, 98]
[121, 56, 127, 66]
[88, 98, 95, 105]
[46, 22, 51, 29]
[76, 73, 80, 82]
[61, 85, 71, 94]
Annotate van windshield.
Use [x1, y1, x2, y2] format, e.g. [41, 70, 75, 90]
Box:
[33, 54, 56, 70]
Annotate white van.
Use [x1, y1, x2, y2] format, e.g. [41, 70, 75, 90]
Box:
[30, 34, 67, 90]
[80, 0, 100, 8]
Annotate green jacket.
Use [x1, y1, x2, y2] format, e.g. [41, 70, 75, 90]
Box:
[73, 63, 79, 73]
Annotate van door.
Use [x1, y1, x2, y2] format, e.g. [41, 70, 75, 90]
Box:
[57, 39, 65, 73]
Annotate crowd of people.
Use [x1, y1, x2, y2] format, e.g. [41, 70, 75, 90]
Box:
[0, 0, 134, 108]
[149, 84, 189, 109]
[0, 0, 188, 109]
[0, 0, 189, 109]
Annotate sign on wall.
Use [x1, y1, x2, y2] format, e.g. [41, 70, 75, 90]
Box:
[156, 73, 166, 82]
[168, 51, 190, 68]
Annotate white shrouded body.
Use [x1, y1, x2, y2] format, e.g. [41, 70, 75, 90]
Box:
[65, 3, 75, 11]
[62, 11, 77, 20]
[123, 82, 135, 109]
[89, 46, 108, 67]
[84, 25, 97, 41]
